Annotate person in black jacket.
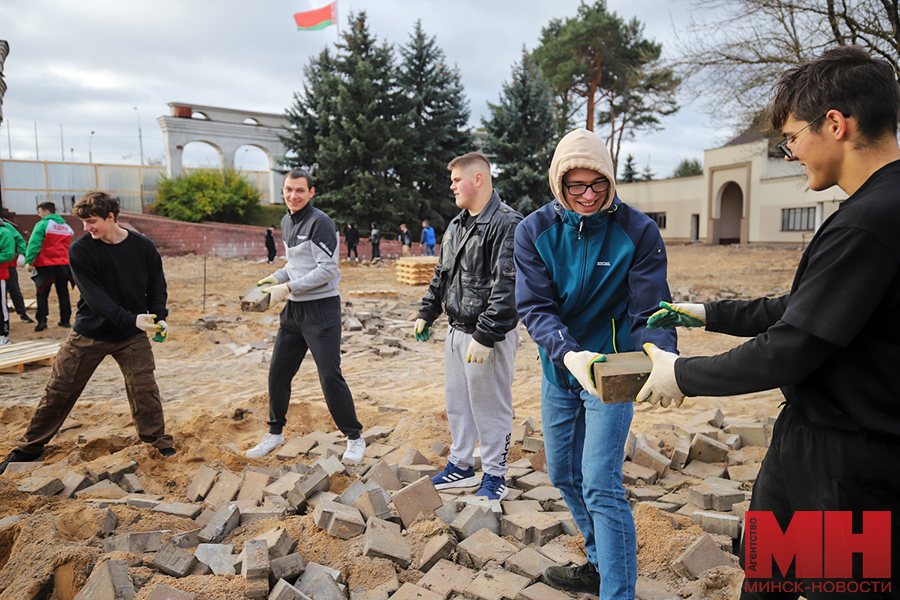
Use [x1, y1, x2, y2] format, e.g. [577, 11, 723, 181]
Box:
[345, 222, 359, 261]
[0, 191, 175, 472]
[264, 225, 277, 264]
[640, 46, 900, 597]
[414, 152, 522, 501]
[369, 222, 381, 259]
[399, 223, 412, 257]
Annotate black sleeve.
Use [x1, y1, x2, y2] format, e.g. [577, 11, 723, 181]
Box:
[705, 295, 790, 337]
[474, 215, 522, 346]
[675, 320, 838, 397]
[143, 239, 168, 321]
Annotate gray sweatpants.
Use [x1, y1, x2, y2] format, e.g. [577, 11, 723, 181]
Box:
[444, 326, 519, 477]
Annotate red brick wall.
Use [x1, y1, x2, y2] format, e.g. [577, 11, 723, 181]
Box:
[4, 210, 437, 260]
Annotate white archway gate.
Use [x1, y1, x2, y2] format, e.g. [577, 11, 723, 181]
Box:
[157, 102, 290, 205]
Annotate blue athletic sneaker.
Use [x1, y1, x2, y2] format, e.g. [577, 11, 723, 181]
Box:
[431, 461, 478, 490]
[475, 473, 509, 500]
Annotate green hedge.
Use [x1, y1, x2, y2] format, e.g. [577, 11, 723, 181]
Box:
[153, 169, 262, 224]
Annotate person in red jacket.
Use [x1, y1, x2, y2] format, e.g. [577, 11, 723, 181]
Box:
[25, 201, 74, 331]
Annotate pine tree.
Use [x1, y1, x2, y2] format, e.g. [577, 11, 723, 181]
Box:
[398, 21, 473, 232]
[482, 51, 557, 215]
[620, 153, 638, 183]
[672, 158, 703, 178]
[281, 12, 414, 230]
[640, 159, 655, 182]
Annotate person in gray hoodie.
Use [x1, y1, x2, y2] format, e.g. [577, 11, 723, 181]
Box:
[244, 168, 365, 463]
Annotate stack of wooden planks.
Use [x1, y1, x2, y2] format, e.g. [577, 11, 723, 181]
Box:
[0, 341, 61, 374]
[395, 256, 438, 286]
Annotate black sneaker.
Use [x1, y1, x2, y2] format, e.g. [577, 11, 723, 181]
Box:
[0, 449, 43, 475]
[159, 447, 176, 457]
[20, 314, 34, 323]
[34, 321, 47, 332]
[57, 320, 71, 328]
[544, 561, 601, 592]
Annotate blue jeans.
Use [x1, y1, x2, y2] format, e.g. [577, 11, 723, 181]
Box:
[425, 244, 435, 256]
[541, 376, 636, 600]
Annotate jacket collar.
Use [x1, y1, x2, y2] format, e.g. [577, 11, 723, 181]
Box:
[555, 195, 621, 230]
[289, 201, 312, 223]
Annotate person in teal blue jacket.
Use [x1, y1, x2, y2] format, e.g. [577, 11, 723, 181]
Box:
[514, 129, 676, 599]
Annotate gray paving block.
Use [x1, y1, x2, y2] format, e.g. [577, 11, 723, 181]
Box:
[671, 534, 732, 579]
[464, 565, 531, 600]
[313, 498, 366, 539]
[451, 505, 499, 540]
[632, 442, 670, 476]
[204, 470, 241, 508]
[700, 511, 741, 538]
[269, 553, 307, 587]
[241, 539, 270, 579]
[276, 435, 319, 460]
[152, 502, 202, 520]
[417, 559, 478, 598]
[198, 502, 241, 543]
[17, 475, 64, 496]
[688, 434, 729, 464]
[389, 583, 443, 600]
[237, 469, 271, 504]
[102, 530, 169, 554]
[515, 581, 573, 600]
[417, 533, 456, 572]
[363, 517, 411, 568]
[504, 547, 557, 581]
[621, 462, 657, 485]
[60, 471, 92, 499]
[688, 483, 745, 512]
[299, 571, 345, 600]
[172, 529, 200, 549]
[185, 465, 218, 502]
[146, 584, 197, 600]
[457, 528, 519, 569]
[500, 510, 563, 546]
[254, 526, 295, 559]
[73, 559, 133, 600]
[726, 422, 768, 447]
[362, 460, 403, 491]
[392, 476, 443, 528]
[352, 487, 392, 522]
[270, 579, 311, 600]
[286, 464, 330, 509]
[195, 543, 236, 575]
[153, 542, 198, 578]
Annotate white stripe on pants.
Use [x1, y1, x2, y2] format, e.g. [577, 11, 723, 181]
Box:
[444, 325, 519, 477]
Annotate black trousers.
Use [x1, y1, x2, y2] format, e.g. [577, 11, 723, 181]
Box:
[33, 264, 72, 324]
[740, 404, 900, 599]
[267, 296, 362, 439]
[6, 267, 26, 317]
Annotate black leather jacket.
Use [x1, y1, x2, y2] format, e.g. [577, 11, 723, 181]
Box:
[418, 192, 522, 347]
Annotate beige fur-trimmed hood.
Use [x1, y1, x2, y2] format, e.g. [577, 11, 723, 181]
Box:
[549, 128, 617, 212]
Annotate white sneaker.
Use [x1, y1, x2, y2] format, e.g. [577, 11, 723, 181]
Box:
[246, 433, 285, 458]
[342, 437, 366, 462]
[0, 336, 9, 346]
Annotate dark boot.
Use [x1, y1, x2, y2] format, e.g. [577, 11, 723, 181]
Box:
[544, 561, 601, 592]
[0, 449, 43, 475]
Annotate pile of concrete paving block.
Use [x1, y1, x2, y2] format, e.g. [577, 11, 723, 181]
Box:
[6, 407, 768, 598]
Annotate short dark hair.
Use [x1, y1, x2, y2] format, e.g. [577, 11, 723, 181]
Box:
[448, 152, 491, 172]
[768, 45, 900, 142]
[73, 191, 120, 221]
[283, 167, 313, 188]
[37, 201, 56, 214]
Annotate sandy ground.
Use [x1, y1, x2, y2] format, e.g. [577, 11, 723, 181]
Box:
[0, 244, 802, 599]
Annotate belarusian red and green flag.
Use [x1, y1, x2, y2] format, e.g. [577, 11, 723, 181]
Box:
[294, 2, 337, 31]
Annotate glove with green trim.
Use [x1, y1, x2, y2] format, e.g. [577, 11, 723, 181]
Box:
[646, 301, 706, 330]
[563, 350, 607, 398]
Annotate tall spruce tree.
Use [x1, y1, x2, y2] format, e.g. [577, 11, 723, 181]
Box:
[280, 12, 414, 231]
[398, 21, 472, 232]
[482, 51, 557, 215]
[620, 153, 638, 182]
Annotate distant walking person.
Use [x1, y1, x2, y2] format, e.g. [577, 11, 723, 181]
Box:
[399, 223, 412, 257]
[0, 223, 16, 345]
[370, 222, 381, 259]
[345, 222, 359, 261]
[2, 219, 34, 324]
[265, 225, 277, 264]
[25, 202, 74, 332]
[421, 220, 436, 256]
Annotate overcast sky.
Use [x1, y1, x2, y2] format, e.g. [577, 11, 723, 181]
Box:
[0, 0, 730, 179]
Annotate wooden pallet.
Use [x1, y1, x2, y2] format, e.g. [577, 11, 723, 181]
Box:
[6, 298, 37, 311]
[347, 290, 399, 298]
[395, 256, 438, 286]
[0, 341, 61, 374]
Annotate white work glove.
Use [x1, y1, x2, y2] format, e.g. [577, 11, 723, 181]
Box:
[16, 255, 25, 268]
[414, 318, 430, 342]
[152, 320, 168, 343]
[257, 274, 279, 287]
[636, 343, 685, 408]
[646, 302, 706, 330]
[135, 313, 159, 333]
[25, 263, 34, 273]
[563, 350, 607, 398]
[466, 339, 492, 364]
[261, 283, 291, 309]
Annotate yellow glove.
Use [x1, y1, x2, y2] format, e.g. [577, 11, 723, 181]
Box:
[414, 318, 430, 342]
[646, 302, 706, 330]
[135, 313, 158, 333]
[563, 351, 606, 397]
[152, 320, 168, 343]
[466, 339, 492, 364]
[258, 274, 279, 287]
[636, 343, 685, 408]
[25, 263, 34, 273]
[262, 283, 291, 309]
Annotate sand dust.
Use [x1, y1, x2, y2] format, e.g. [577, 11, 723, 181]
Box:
[0, 244, 803, 599]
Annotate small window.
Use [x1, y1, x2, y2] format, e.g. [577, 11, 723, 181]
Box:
[645, 212, 667, 229]
[781, 207, 815, 231]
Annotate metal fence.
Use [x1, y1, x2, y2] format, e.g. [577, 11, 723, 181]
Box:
[0, 159, 272, 215]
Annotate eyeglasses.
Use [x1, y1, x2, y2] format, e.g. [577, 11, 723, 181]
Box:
[777, 113, 826, 159]
[562, 179, 610, 196]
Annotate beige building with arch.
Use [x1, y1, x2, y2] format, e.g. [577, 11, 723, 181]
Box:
[620, 136, 848, 246]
